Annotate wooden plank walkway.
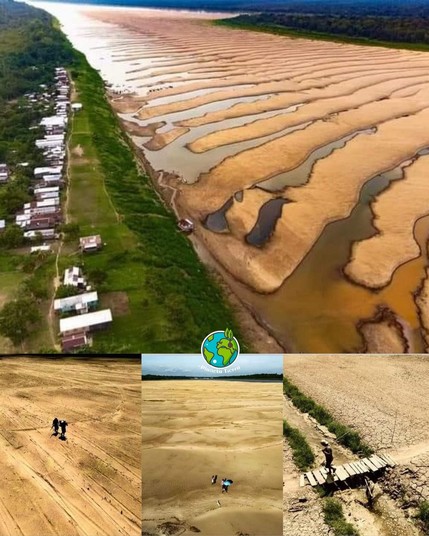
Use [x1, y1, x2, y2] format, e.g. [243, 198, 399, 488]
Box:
[301, 454, 396, 487]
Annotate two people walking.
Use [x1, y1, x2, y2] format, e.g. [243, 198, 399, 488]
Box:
[51, 417, 68, 440]
[211, 475, 234, 493]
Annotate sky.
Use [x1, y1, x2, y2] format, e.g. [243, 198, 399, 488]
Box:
[142, 354, 283, 376]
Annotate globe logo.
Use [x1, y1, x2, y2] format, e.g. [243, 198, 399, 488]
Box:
[201, 328, 240, 368]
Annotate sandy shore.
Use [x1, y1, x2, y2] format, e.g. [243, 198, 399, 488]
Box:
[142, 379, 283, 536]
[0, 357, 141, 536]
[345, 154, 429, 288]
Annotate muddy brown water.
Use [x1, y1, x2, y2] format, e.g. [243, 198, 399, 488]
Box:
[245, 198, 290, 247]
[245, 149, 429, 353]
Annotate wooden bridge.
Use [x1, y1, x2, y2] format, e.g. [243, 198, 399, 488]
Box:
[300, 453, 396, 487]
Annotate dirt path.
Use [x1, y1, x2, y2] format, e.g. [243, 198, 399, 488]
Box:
[284, 397, 421, 536]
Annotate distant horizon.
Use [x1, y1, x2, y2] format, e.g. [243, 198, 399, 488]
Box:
[142, 354, 283, 377]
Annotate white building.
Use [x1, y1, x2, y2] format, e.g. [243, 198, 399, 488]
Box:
[63, 266, 86, 288]
[59, 309, 113, 335]
[54, 291, 98, 314]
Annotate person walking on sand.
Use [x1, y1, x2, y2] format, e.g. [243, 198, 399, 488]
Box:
[321, 441, 336, 474]
[51, 417, 59, 436]
[211, 475, 217, 485]
[59, 420, 68, 439]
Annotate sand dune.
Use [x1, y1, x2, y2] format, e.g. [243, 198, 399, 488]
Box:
[142, 379, 283, 536]
[0, 357, 141, 536]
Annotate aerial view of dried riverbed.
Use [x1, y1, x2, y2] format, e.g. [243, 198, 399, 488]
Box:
[34, 1, 429, 353]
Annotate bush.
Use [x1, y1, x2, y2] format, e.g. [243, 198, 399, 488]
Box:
[55, 284, 79, 299]
[283, 420, 315, 471]
[0, 297, 40, 345]
[323, 498, 360, 536]
[283, 377, 373, 456]
[417, 501, 429, 532]
[59, 222, 80, 242]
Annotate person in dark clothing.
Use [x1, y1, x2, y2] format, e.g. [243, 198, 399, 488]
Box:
[59, 420, 68, 439]
[51, 417, 59, 436]
[364, 476, 376, 508]
[211, 475, 217, 485]
[321, 440, 336, 474]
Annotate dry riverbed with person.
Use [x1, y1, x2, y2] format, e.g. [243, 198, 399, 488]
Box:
[283, 354, 429, 535]
[0, 356, 141, 536]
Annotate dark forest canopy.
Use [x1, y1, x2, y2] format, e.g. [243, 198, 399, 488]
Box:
[34, 0, 429, 17]
[222, 12, 429, 45]
[0, 0, 74, 101]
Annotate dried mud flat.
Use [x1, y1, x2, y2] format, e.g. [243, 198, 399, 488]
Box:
[39, 2, 429, 352]
[284, 354, 429, 505]
[0, 357, 141, 536]
[142, 380, 283, 536]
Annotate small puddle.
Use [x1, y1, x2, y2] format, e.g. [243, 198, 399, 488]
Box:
[246, 198, 289, 247]
[203, 197, 234, 232]
[257, 127, 377, 191]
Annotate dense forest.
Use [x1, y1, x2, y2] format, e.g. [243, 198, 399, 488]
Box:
[0, 0, 74, 347]
[0, 0, 72, 218]
[39, 0, 429, 17]
[221, 12, 429, 46]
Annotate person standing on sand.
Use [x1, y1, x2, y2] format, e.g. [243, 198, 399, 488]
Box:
[321, 441, 336, 474]
[59, 420, 68, 439]
[51, 417, 59, 436]
[211, 475, 217, 485]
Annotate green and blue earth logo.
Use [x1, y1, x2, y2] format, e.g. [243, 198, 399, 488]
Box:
[201, 328, 240, 368]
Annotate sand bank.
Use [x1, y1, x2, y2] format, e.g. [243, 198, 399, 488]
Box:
[142, 379, 283, 536]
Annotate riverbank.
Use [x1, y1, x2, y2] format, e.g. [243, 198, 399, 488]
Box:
[64, 46, 250, 352]
[36, 2, 429, 353]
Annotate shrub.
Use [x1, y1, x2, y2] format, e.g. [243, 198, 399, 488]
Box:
[323, 498, 360, 536]
[283, 377, 373, 456]
[417, 501, 429, 532]
[283, 420, 315, 471]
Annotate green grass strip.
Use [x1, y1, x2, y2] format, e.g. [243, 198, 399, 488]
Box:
[323, 498, 360, 536]
[283, 419, 315, 471]
[63, 48, 245, 352]
[283, 377, 373, 456]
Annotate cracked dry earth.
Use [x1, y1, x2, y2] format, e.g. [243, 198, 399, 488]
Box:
[284, 354, 429, 534]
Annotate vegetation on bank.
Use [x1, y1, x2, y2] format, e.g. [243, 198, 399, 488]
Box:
[0, 0, 244, 351]
[0, 0, 74, 349]
[417, 501, 429, 533]
[215, 15, 429, 52]
[323, 498, 360, 536]
[283, 419, 315, 471]
[67, 51, 244, 353]
[283, 377, 373, 456]
[142, 373, 282, 380]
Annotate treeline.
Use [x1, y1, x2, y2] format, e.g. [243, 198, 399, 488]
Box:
[0, 0, 74, 348]
[142, 373, 282, 380]
[0, 0, 73, 100]
[222, 12, 429, 47]
[45, 0, 429, 17]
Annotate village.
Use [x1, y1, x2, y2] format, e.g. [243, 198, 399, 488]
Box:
[0, 67, 113, 352]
